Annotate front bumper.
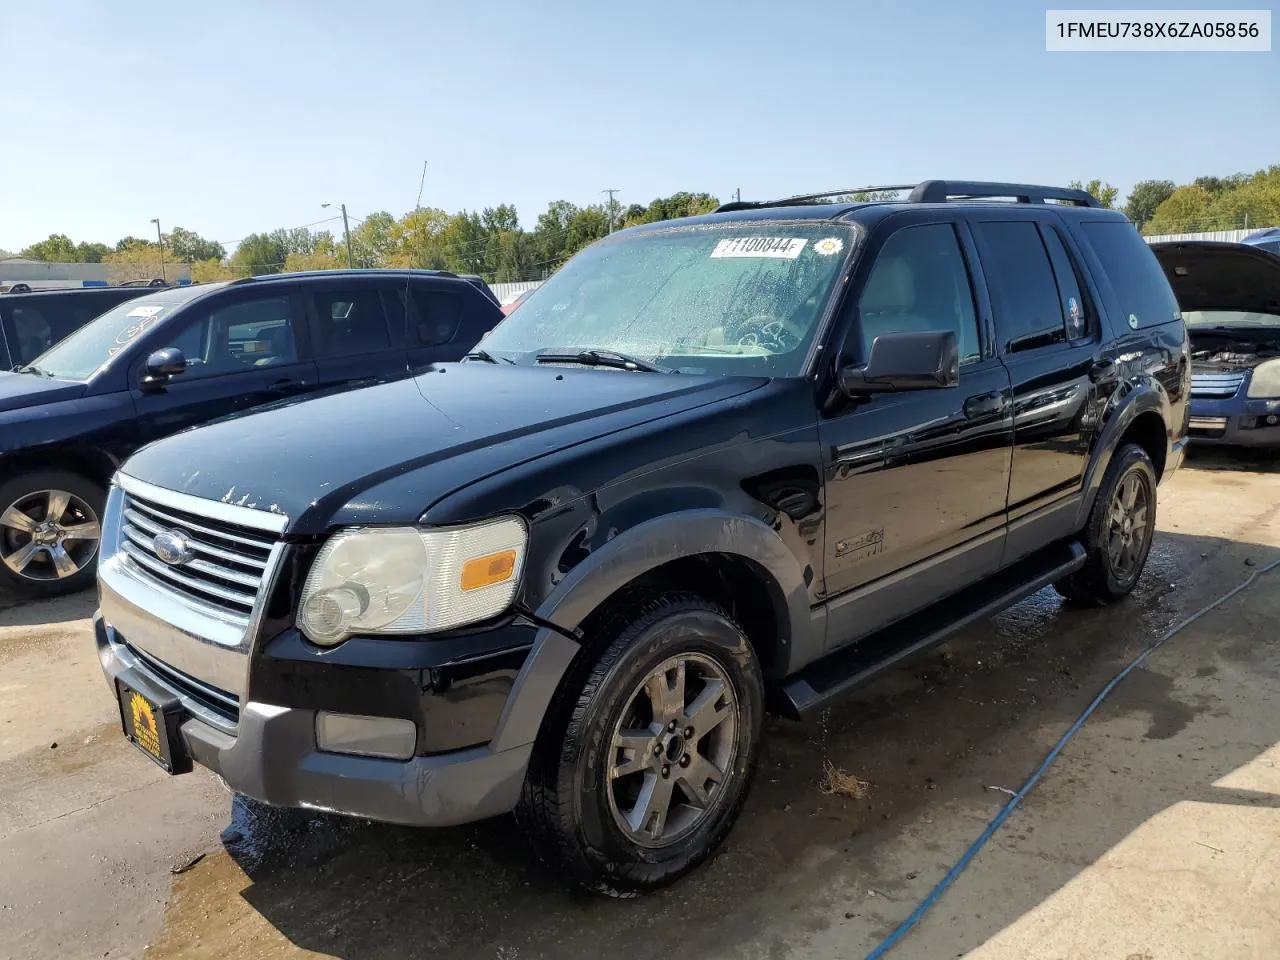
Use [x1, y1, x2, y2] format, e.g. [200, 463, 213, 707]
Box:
[96, 614, 533, 826]
[1188, 396, 1280, 447]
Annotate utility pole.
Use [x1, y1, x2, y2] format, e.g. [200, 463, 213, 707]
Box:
[322, 202, 355, 268]
[603, 188, 621, 233]
[734, 187, 741, 203]
[149, 218, 166, 282]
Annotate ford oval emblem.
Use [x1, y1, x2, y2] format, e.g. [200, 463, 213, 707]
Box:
[153, 530, 195, 566]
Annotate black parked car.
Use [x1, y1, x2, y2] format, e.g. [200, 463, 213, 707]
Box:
[0, 286, 160, 371]
[1150, 240, 1280, 447]
[95, 182, 1188, 895]
[0, 269, 501, 600]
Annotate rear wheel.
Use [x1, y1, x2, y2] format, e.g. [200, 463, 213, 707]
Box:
[1055, 443, 1157, 605]
[0, 471, 105, 601]
[519, 593, 764, 896]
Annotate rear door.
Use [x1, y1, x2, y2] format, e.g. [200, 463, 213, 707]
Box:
[130, 289, 319, 447]
[305, 278, 409, 388]
[405, 279, 497, 371]
[967, 212, 1111, 565]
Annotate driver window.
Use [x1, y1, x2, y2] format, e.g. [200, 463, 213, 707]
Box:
[857, 223, 981, 365]
[158, 296, 296, 381]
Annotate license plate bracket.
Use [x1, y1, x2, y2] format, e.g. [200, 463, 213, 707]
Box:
[116, 681, 191, 774]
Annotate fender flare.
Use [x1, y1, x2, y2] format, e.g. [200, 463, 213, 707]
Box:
[489, 509, 810, 752]
[1077, 383, 1168, 528]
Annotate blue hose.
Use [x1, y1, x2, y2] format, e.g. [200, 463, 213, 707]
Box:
[864, 554, 1280, 959]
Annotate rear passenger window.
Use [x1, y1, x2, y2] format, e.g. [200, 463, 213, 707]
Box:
[312, 289, 391, 357]
[1040, 226, 1091, 341]
[411, 290, 463, 346]
[1081, 221, 1181, 330]
[856, 223, 981, 365]
[975, 221, 1064, 351]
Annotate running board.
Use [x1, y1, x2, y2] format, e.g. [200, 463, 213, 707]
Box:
[777, 541, 1087, 719]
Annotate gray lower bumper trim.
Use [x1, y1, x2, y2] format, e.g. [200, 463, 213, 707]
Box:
[97, 616, 531, 827]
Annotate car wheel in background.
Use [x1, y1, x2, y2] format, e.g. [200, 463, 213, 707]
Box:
[0, 471, 106, 601]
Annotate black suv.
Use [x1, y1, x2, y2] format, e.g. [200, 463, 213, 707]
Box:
[95, 182, 1189, 895]
[0, 269, 501, 600]
[0, 286, 161, 370]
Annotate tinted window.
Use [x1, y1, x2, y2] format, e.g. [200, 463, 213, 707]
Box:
[158, 296, 297, 381]
[312, 289, 390, 357]
[976, 221, 1063, 349]
[411, 289, 463, 346]
[1081, 221, 1181, 330]
[1040, 225, 1090, 341]
[857, 223, 981, 365]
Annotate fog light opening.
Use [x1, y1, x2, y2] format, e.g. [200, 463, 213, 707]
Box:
[315, 712, 417, 760]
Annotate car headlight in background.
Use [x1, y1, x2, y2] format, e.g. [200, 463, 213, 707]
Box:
[1247, 358, 1280, 399]
[298, 517, 527, 646]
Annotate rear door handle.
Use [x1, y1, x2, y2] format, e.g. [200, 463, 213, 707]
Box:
[963, 392, 1004, 419]
[268, 378, 305, 393]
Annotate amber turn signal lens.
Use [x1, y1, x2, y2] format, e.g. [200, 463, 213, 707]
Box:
[460, 549, 517, 591]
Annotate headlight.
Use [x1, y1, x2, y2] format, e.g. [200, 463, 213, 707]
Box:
[1246, 359, 1280, 398]
[298, 517, 527, 646]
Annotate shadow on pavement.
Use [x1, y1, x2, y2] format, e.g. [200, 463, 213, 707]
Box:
[0, 590, 97, 629]
[142, 523, 1276, 960]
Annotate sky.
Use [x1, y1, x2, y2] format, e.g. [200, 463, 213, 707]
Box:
[1, 0, 1276, 254]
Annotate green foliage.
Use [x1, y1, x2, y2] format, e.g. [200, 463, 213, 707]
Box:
[1143, 167, 1280, 235]
[1068, 179, 1119, 209]
[20, 233, 80, 261]
[165, 227, 225, 263]
[1123, 180, 1176, 227]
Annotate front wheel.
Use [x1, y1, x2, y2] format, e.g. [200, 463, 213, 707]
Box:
[519, 593, 764, 896]
[0, 471, 105, 601]
[1055, 443, 1158, 605]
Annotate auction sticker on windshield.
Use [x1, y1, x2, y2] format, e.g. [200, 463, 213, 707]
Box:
[710, 237, 807, 259]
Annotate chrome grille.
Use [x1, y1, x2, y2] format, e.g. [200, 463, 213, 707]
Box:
[1190, 373, 1245, 398]
[118, 491, 277, 619]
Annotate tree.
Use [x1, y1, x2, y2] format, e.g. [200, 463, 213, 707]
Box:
[1203, 165, 1280, 232]
[1144, 186, 1215, 235]
[533, 200, 579, 268]
[229, 232, 288, 276]
[190, 258, 236, 283]
[1068, 179, 1118, 209]
[1123, 179, 1176, 228]
[348, 211, 396, 267]
[20, 234, 80, 262]
[102, 245, 167, 283]
[389, 207, 450, 269]
[623, 192, 720, 227]
[165, 226, 225, 263]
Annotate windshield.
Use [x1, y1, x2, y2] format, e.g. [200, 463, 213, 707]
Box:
[25, 284, 223, 381]
[480, 223, 856, 376]
[1184, 310, 1280, 329]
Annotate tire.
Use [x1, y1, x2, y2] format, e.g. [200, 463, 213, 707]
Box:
[518, 592, 765, 897]
[0, 470, 106, 601]
[1054, 443, 1158, 605]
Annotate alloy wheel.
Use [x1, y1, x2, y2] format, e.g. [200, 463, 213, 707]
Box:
[605, 652, 740, 848]
[1106, 471, 1150, 582]
[0, 489, 102, 582]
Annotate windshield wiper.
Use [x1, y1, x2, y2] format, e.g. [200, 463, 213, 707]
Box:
[535, 348, 673, 374]
[17, 364, 53, 378]
[462, 348, 515, 365]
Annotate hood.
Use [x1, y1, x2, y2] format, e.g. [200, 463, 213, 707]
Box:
[120, 362, 767, 532]
[0, 371, 87, 413]
[1149, 241, 1280, 315]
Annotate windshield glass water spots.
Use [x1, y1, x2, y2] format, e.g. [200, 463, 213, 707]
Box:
[25, 284, 223, 381]
[480, 224, 856, 377]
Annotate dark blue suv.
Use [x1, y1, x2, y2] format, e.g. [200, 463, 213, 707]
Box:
[0, 269, 501, 600]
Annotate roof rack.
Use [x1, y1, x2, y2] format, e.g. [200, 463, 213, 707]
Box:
[715, 180, 1100, 213]
[231, 267, 460, 285]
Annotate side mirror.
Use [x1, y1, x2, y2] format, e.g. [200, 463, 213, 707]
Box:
[143, 347, 186, 383]
[838, 330, 959, 396]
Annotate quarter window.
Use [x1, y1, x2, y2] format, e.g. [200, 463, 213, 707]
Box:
[411, 289, 463, 346]
[857, 223, 981, 365]
[1081, 221, 1181, 330]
